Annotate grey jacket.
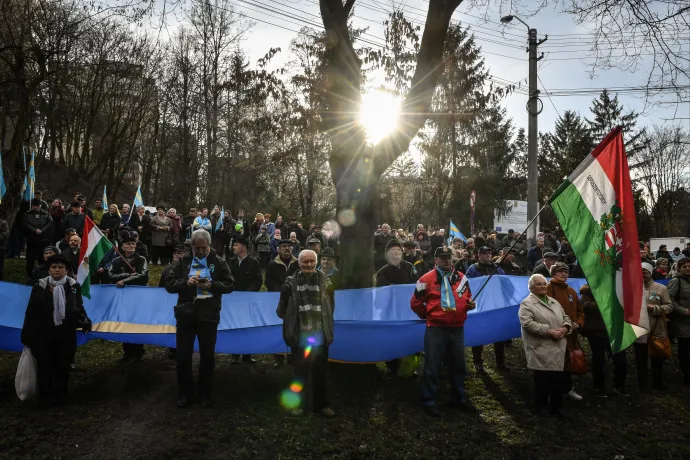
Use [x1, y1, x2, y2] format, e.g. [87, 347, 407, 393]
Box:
[667, 274, 690, 338]
[150, 214, 172, 247]
[519, 293, 572, 371]
[276, 270, 335, 348]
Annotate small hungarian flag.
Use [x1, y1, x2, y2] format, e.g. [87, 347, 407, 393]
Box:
[550, 127, 648, 352]
[77, 216, 113, 298]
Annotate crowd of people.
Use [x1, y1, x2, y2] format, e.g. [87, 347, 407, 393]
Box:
[3, 193, 690, 418]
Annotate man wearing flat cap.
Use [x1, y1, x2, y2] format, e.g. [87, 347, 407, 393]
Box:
[411, 246, 477, 417]
[23, 197, 54, 276]
[109, 235, 149, 362]
[497, 247, 524, 276]
[533, 252, 561, 278]
[319, 247, 342, 290]
[376, 239, 416, 286]
[465, 246, 510, 373]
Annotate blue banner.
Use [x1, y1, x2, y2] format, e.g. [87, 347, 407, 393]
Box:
[0, 276, 592, 362]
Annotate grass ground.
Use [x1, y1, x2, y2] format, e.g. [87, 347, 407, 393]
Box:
[1, 258, 689, 459]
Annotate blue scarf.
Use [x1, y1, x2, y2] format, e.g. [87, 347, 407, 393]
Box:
[436, 267, 456, 311]
[194, 216, 211, 229]
[190, 256, 212, 299]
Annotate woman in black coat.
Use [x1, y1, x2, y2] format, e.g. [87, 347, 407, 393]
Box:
[21, 254, 92, 407]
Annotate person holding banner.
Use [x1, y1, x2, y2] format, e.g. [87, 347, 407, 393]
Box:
[165, 229, 234, 408]
[411, 247, 477, 417]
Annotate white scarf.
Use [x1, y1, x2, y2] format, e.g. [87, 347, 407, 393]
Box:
[49, 276, 68, 326]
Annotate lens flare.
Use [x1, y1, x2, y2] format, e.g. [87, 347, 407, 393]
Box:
[289, 382, 304, 393]
[280, 389, 302, 410]
[307, 336, 316, 345]
[304, 345, 312, 358]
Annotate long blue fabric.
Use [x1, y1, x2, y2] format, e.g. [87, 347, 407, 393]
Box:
[0, 276, 638, 362]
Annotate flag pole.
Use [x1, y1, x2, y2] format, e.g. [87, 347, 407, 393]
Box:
[471, 203, 550, 301]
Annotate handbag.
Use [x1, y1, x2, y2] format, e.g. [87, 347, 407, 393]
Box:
[648, 313, 672, 359]
[15, 347, 38, 401]
[568, 347, 588, 375]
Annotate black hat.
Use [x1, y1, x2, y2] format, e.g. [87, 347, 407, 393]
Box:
[674, 247, 680, 251]
[70, 201, 81, 207]
[403, 240, 417, 248]
[385, 239, 402, 251]
[543, 252, 560, 260]
[157, 205, 166, 211]
[307, 237, 321, 246]
[121, 236, 137, 244]
[434, 247, 453, 258]
[478, 246, 492, 254]
[278, 238, 293, 247]
[508, 229, 515, 234]
[46, 254, 71, 270]
[321, 247, 336, 259]
[119, 230, 131, 240]
[173, 244, 186, 253]
[233, 236, 249, 247]
[30, 198, 41, 206]
[43, 245, 59, 254]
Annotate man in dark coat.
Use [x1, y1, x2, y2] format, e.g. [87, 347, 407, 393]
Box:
[403, 240, 428, 280]
[109, 236, 149, 362]
[23, 198, 54, 276]
[376, 239, 416, 375]
[498, 247, 524, 276]
[64, 234, 82, 274]
[373, 224, 395, 271]
[376, 239, 416, 286]
[465, 247, 509, 373]
[62, 201, 86, 238]
[429, 229, 446, 257]
[533, 252, 561, 277]
[165, 229, 234, 408]
[265, 238, 299, 368]
[319, 247, 342, 290]
[21, 254, 92, 407]
[228, 235, 262, 364]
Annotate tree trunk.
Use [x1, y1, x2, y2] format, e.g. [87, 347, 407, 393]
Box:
[320, 0, 461, 288]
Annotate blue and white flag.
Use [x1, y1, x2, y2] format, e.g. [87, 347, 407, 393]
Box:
[216, 206, 224, 232]
[102, 186, 109, 210]
[133, 185, 144, 208]
[22, 150, 35, 202]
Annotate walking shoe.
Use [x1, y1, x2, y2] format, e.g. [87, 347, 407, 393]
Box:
[595, 389, 608, 398]
[319, 407, 335, 418]
[613, 387, 629, 397]
[423, 405, 441, 418]
[567, 390, 583, 401]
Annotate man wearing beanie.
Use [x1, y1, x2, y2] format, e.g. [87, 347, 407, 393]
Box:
[22, 197, 54, 276]
[376, 239, 416, 286]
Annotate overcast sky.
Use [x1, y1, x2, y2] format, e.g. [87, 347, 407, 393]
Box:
[227, 0, 689, 135]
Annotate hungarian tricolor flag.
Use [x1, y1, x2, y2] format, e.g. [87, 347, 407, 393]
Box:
[550, 127, 648, 352]
[77, 216, 113, 298]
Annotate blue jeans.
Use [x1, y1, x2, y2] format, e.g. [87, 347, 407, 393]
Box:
[421, 326, 467, 406]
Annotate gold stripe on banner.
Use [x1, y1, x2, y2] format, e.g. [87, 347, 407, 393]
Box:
[92, 321, 177, 334]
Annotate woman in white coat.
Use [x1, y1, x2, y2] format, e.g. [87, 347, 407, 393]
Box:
[519, 274, 573, 417]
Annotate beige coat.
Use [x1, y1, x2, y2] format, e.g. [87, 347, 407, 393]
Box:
[635, 279, 673, 344]
[519, 293, 573, 371]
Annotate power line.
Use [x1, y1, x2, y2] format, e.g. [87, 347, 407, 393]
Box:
[538, 75, 561, 119]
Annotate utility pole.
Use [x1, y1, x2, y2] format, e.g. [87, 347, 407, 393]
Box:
[501, 15, 546, 245]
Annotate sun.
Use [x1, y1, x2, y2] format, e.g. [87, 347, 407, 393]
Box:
[359, 90, 401, 145]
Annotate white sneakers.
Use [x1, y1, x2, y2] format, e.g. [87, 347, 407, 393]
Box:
[567, 389, 583, 401]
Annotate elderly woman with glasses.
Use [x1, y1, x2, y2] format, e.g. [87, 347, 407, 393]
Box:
[519, 274, 572, 417]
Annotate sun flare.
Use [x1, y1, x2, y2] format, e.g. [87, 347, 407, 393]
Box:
[359, 90, 401, 145]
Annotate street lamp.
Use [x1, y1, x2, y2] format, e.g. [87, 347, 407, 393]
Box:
[500, 14, 545, 245]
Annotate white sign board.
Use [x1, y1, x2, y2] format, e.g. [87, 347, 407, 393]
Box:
[494, 200, 539, 234]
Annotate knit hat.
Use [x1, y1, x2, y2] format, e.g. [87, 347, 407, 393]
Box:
[549, 262, 569, 276]
[31, 198, 41, 206]
[641, 262, 654, 274]
[43, 246, 59, 254]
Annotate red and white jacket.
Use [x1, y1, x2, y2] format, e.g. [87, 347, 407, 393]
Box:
[410, 267, 472, 327]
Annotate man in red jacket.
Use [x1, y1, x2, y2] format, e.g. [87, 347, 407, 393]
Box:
[411, 247, 478, 417]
